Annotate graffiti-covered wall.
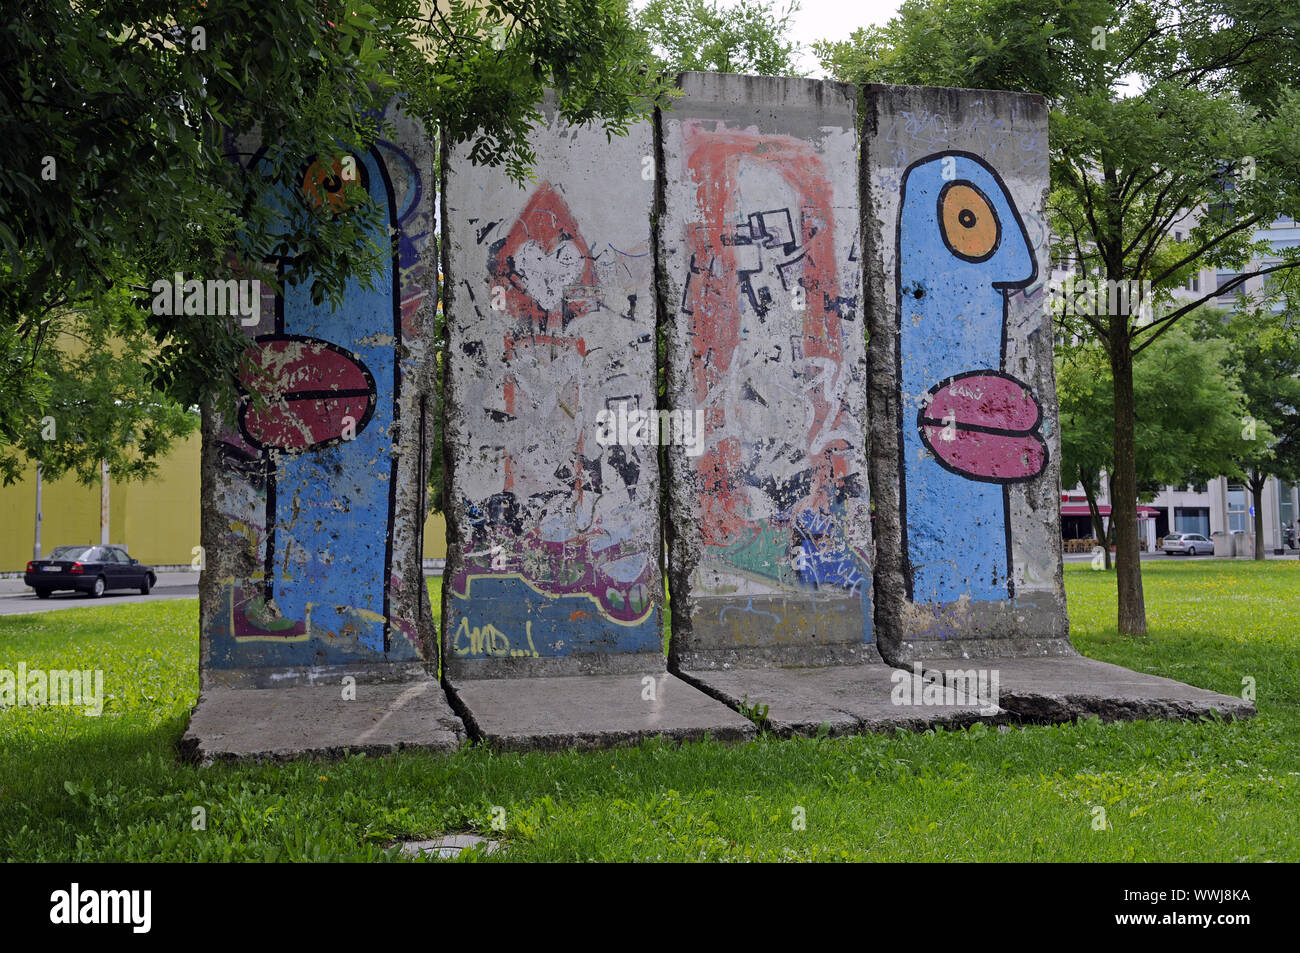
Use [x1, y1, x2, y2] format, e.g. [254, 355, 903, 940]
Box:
[199, 101, 438, 686]
[197, 78, 1068, 695]
[441, 96, 663, 678]
[660, 74, 875, 669]
[862, 84, 1069, 661]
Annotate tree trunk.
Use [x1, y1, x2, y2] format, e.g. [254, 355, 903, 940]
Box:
[1109, 335, 1147, 635]
[1080, 467, 1111, 570]
[1251, 470, 1266, 560]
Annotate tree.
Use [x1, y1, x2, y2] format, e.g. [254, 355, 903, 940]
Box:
[389, 0, 666, 182]
[817, 0, 1300, 634]
[1, 271, 197, 487]
[1056, 344, 1116, 564]
[1192, 303, 1300, 558]
[3, 2, 396, 412]
[635, 0, 802, 76]
[1057, 322, 1249, 568]
[2, 0, 663, 485]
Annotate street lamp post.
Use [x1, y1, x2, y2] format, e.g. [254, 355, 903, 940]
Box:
[33, 463, 43, 561]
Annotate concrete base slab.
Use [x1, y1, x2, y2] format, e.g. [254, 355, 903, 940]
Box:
[180, 675, 465, 763]
[924, 656, 1256, 723]
[445, 672, 756, 750]
[677, 664, 1001, 736]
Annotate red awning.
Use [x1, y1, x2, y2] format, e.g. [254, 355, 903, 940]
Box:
[1061, 504, 1161, 518]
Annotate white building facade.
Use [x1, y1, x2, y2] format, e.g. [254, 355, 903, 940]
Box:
[1061, 476, 1300, 552]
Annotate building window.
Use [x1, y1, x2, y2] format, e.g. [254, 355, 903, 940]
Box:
[1207, 201, 1235, 224]
[1188, 274, 1200, 293]
[1228, 484, 1248, 532]
[1175, 507, 1211, 536]
[1263, 261, 1285, 298]
[1217, 272, 1241, 298]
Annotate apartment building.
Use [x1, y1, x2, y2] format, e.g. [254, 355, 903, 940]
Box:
[1057, 213, 1300, 553]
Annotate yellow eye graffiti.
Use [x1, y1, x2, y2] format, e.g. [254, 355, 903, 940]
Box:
[302, 156, 359, 213]
[938, 181, 1001, 262]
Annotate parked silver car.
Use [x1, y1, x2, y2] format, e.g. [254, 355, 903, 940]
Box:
[1162, 532, 1212, 556]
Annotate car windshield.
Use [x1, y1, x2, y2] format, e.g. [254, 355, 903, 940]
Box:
[1164, 535, 1184, 541]
[46, 545, 93, 561]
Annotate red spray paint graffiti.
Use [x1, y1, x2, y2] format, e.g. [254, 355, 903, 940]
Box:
[681, 124, 856, 548]
[490, 182, 597, 501]
[456, 181, 655, 624]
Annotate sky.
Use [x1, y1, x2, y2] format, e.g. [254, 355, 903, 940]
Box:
[776, 0, 905, 74]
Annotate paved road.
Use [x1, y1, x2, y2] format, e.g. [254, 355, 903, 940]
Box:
[1064, 550, 1298, 562]
[0, 572, 199, 617]
[1064, 551, 1213, 562]
[0, 568, 446, 617]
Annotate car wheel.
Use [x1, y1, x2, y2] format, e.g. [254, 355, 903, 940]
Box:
[88, 576, 105, 598]
[35, 588, 51, 599]
[140, 574, 154, 596]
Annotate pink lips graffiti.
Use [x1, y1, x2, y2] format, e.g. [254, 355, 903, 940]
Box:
[918, 370, 1047, 483]
[237, 335, 377, 453]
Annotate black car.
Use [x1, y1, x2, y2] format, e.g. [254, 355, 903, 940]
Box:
[24, 545, 156, 599]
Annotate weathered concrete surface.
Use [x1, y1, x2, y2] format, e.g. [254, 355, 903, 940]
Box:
[858, 85, 1242, 727]
[861, 83, 1070, 663]
[199, 99, 439, 685]
[677, 663, 1001, 737]
[446, 673, 756, 750]
[660, 73, 876, 675]
[399, 834, 503, 859]
[934, 656, 1256, 724]
[189, 79, 1241, 751]
[441, 95, 663, 680]
[440, 95, 748, 746]
[180, 672, 464, 763]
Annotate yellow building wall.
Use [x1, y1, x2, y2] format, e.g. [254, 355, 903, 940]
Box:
[0, 462, 115, 569]
[0, 434, 199, 571]
[120, 432, 202, 566]
[423, 511, 447, 560]
[1, 433, 448, 571]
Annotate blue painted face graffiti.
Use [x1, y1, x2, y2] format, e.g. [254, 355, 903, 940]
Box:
[896, 151, 1047, 605]
[234, 147, 404, 655]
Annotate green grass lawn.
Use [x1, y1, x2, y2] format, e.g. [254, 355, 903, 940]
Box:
[1, 560, 1297, 861]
